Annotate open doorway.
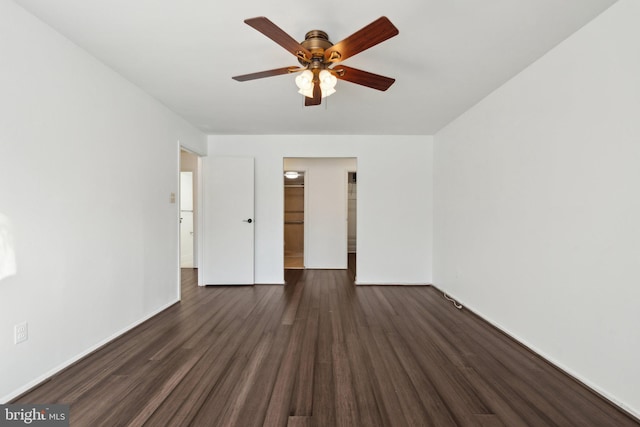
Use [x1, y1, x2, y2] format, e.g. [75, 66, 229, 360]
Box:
[180, 149, 198, 269]
[284, 170, 305, 269]
[347, 171, 357, 277]
[180, 171, 194, 267]
[283, 158, 356, 272]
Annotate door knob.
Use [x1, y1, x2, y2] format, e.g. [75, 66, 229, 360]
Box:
[243, 218, 253, 223]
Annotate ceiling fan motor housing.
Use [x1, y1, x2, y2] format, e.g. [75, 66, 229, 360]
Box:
[299, 30, 333, 67]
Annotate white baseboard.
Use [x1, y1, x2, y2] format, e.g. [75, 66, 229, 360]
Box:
[1, 299, 179, 404]
[355, 281, 430, 286]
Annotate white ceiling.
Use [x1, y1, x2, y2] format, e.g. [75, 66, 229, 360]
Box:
[14, 0, 616, 135]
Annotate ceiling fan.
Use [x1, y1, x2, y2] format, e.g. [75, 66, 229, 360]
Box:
[232, 16, 399, 106]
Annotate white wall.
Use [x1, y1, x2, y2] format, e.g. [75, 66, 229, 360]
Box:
[434, 0, 640, 416]
[208, 136, 433, 285]
[0, 1, 206, 402]
[284, 158, 356, 269]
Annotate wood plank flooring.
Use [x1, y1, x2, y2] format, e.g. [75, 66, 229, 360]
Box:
[14, 268, 639, 427]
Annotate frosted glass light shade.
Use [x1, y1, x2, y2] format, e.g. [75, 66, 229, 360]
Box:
[296, 69, 337, 99]
[319, 70, 337, 88]
[295, 70, 313, 90]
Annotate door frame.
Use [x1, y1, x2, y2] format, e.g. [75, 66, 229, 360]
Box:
[303, 169, 309, 269]
[177, 144, 204, 296]
[283, 158, 355, 270]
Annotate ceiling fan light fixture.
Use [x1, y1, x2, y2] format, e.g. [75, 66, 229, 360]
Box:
[296, 69, 337, 99]
[298, 85, 335, 99]
[320, 86, 336, 98]
[298, 88, 312, 97]
[319, 70, 337, 88]
[295, 70, 313, 91]
[296, 69, 336, 98]
[318, 69, 337, 98]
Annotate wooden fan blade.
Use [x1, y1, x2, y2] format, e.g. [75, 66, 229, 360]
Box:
[324, 17, 398, 63]
[232, 66, 299, 82]
[305, 80, 322, 106]
[334, 65, 395, 91]
[244, 17, 312, 62]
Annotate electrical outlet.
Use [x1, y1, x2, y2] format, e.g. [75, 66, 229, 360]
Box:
[15, 322, 28, 344]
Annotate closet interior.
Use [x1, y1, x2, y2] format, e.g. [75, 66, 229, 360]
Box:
[284, 171, 304, 269]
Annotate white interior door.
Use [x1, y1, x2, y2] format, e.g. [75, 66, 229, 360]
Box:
[201, 157, 254, 285]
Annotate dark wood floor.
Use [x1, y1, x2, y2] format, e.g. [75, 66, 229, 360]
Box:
[15, 268, 639, 427]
